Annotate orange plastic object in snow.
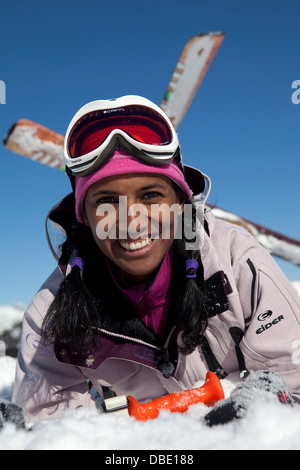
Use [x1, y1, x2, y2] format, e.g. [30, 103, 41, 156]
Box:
[127, 371, 225, 421]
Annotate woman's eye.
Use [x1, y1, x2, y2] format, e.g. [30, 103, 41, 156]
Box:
[96, 196, 118, 204]
[142, 191, 162, 200]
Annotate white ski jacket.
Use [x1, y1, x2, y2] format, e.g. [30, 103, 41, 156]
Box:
[12, 194, 300, 422]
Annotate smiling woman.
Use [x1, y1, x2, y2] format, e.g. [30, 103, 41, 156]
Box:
[83, 172, 184, 283]
[11, 95, 300, 425]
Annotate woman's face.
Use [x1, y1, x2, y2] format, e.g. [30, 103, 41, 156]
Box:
[83, 173, 184, 283]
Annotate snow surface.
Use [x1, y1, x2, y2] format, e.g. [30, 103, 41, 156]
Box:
[0, 301, 300, 450]
[0, 303, 25, 336]
[0, 357, 299, 450]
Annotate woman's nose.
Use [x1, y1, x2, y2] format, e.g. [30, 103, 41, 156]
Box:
[118, 197, 150, 239]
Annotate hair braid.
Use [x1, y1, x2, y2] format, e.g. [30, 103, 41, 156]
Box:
[170, 201, 208, 355]
[41, 223, 102, 350]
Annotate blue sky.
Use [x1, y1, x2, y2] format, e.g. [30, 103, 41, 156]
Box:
[0, 0, 300, 305]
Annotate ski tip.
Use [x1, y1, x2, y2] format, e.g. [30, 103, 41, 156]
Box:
[198, 31, 225, 36]
[3, 119, 35, 146]
[3, 121, 18, 146]
[187, 31, 225, 42]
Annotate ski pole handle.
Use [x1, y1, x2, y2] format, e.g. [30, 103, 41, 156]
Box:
[127, 371, 224, 421]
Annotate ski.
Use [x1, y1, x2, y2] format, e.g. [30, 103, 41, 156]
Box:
[3, 119, 65, 170]
[3, 32, 225, 165]
[207, 204, 300, 267]
[160, 32, 225, 129]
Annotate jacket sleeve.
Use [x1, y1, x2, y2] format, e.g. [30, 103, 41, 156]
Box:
[12, 269, 96, 422]
[232, 231, 300, 404]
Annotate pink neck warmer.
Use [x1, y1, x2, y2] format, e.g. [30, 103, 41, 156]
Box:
[106, 252, 172, 340]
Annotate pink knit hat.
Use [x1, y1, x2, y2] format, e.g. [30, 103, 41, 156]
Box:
[74, 149, 193, 223]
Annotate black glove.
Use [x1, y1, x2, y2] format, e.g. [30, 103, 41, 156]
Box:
[204, 370, 293, 427]
[0, 400, 26, 430]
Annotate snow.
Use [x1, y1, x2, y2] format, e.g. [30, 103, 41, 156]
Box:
[0, 303, 300, 450]
[0, 303, 25, 336]
[0, 358, 299, 450]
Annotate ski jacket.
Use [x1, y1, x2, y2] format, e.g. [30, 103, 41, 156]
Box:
[13, 193, 300, 422]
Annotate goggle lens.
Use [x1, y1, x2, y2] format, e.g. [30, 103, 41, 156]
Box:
[68, 106, 173, 158]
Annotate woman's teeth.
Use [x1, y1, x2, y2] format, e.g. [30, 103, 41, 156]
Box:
[119, 238, 153, 251]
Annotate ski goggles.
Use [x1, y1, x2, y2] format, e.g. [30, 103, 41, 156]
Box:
[64, 95, 181, 177]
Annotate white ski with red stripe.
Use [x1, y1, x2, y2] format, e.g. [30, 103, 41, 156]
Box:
[4, 119, 65, 170]
[160, 32, 224, 129]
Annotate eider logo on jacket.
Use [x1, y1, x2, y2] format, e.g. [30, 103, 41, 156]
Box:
[257, 310, 273, 321]
[256, 310, 285, 335]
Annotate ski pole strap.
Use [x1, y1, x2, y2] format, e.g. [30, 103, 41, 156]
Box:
[229, 327, 250, 379]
